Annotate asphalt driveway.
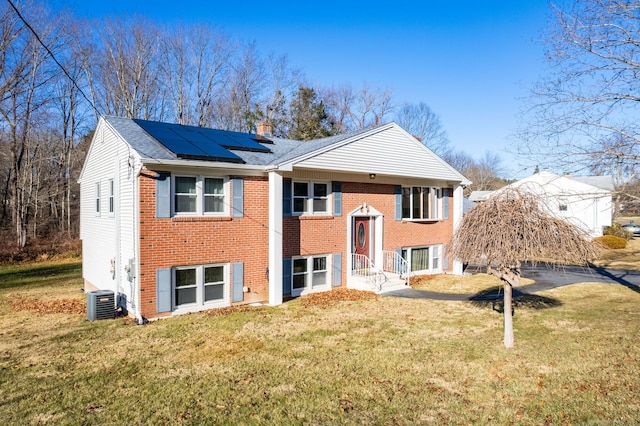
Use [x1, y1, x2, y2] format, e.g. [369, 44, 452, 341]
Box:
[382, 264, 640, 301]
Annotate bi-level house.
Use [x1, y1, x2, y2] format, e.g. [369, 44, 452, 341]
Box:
[79, 117, 470, 320]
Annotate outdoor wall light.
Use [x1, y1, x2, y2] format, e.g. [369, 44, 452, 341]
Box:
[369, 173, 376, 179]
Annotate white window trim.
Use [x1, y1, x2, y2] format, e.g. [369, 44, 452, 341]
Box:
[292, 181, 331, 216]
[291, 254, 331, 297]
[95, 181, 101, 216]
[401, 245, 443, 274]
[401, 186, 443, 221]
[108, 178, 115, 216]
[172, 175, 230, 217]
[172, 263, 230, 314]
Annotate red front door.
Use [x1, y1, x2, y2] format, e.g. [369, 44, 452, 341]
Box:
[354, 217, 370, 257]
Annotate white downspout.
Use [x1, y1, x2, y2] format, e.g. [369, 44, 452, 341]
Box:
[132, 160, 144, 323]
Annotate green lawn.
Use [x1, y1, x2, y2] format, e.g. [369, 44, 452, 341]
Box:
[1, 260, 639, 424]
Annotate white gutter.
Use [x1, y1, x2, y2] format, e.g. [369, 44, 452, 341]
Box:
[141, 157, 268, 172]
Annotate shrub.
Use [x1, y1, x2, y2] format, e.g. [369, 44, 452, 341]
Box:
[604, 223, 632, 240]
[594, 235, 628, 249]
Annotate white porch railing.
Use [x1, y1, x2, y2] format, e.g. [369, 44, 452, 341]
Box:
[382, 250, 411, 285]
[351, 253, 387, 292]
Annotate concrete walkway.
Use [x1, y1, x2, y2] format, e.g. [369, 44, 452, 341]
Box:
[381, 264, 640, 301]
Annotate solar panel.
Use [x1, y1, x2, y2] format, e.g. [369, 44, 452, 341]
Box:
[133, 119, 246, 163]
[200, 129, 273, 152]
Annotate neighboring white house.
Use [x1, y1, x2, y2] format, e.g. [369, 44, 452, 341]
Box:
[469, 171, 613, 238]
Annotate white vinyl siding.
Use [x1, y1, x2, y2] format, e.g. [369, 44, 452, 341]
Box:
[80, 121, 137, 303]
[294, 125, 465, 181]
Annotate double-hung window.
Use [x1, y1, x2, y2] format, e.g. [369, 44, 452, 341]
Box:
[291, 255, 330, 295]
[95, 182, 101, 215]
[401, 245, 443, 273]
[108, 179, 115, 215]
[174, 264, 228, 310]
[292, 181, 329, 215]
[174, 176, 227, 216]
[401, 186, 442, 220]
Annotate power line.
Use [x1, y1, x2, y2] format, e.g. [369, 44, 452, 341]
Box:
[6, 0, 103, 118]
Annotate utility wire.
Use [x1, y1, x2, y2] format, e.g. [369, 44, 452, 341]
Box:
[6, 0, 103, 118]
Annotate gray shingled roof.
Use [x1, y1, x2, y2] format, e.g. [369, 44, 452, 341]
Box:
[468, 190, 494, 201]
[105, 116, 386, 167]
[571, 175, 614, 192]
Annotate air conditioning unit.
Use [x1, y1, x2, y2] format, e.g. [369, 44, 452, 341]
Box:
[86, 290, 115, 321]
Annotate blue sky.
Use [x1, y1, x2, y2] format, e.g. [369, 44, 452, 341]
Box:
[54, 0, 553, 179]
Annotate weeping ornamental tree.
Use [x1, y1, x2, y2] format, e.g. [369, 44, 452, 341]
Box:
[451, 188, 600, 348]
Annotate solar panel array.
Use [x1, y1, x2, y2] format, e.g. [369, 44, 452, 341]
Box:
[133, 119, 273, 163]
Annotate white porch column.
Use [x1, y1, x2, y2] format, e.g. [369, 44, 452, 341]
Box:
[268, 170, 283, 305]
[452, 185, 464, 275]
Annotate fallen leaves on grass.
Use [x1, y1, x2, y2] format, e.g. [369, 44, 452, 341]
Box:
[410, 274, 438, 287]
[9, 295, 84, 315]
[205, 304, 262, 317]
[300, 288, 378, 308]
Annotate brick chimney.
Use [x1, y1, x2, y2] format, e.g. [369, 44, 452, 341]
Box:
[256, 121, 273, 137]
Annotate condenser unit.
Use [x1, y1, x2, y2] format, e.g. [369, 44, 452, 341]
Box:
[86, 290, 115, 321]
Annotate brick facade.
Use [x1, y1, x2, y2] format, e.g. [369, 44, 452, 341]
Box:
[137, 171, 270, 318]
[283, 181, 454, 285]
[138, 174, 454, 318]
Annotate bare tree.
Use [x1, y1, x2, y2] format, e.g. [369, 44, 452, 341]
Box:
[260, 54, 303, 137]
[323, 83, 393, 131]
[214, 41, 266, 132]
[442, 150, 506, 197]
[451, 188, 600, 348]
[394, 102, 451, 157]
[94, 16, 163, 120]
[442, 150, 475, 174]
[0, 1, 63, 247]
[518, 0, 640, 179]
[161, 24, 233, 127]
[462, 151, 507, 196]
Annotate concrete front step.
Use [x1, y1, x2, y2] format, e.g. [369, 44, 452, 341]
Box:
[347, 274, 409, 294]
[378, 278, 410, 294]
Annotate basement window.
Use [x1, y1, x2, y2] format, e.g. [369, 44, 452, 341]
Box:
[291, 254, 330, 296]
[173, 264, 228, 311]
[401, 245, 442, 273]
